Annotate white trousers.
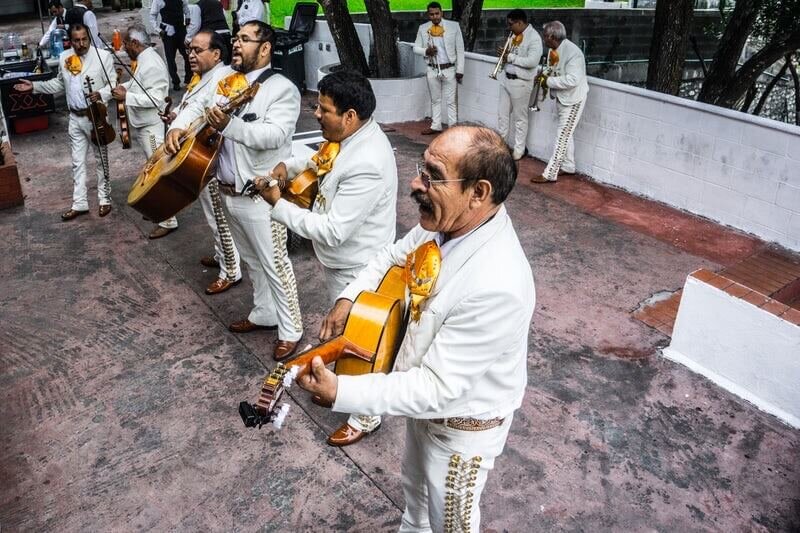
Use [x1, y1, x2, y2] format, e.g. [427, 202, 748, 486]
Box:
[398, 416, 513, 533]
[68, 115, 111, 211]
[132, 121, 178, 229]
[322, 263, 383, 433]
[497, 77, 533, 159]
[222, 194, 303, 342]
[199, 181, 241, 282]
[543, 99, 586, 181]
[426, 67, 457, 131]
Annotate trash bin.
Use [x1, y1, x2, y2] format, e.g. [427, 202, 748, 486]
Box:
[272, 3, 318, 93]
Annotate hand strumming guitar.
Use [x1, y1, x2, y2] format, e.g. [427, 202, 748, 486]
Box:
[319, 298, 353, 341]
[296, 356, 338, 406]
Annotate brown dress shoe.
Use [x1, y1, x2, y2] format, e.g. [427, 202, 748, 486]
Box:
[61, 209, 89, 221]
[530, 174, 555, 184]
[420, 127, 441, 135]
[200, 256, 220, 269]
[98, 204, 112, 217]
[205, 277, 242, 295]
[149, 226, 177, 239]
[326, 421, 380, 447]
[558, 170, 576, 177]
[228, 319, 278, 334]
[273, 340, 299, 361]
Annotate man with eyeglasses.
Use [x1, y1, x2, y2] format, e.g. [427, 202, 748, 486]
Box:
[296, 125, 535, 532]
[161, 30, 242, 295]
[254, 69, 398, 447]
[165, 21, 302, 361]
[112, 24, 174, 239]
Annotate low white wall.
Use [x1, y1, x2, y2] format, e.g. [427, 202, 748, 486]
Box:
[663, 276, 800, 428]
[301, 38, 799, 251]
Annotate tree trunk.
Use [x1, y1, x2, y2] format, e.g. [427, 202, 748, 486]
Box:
[364, 0, 399, 78]
[740, 83, 758, 112]
[788, 54, 800, 125]
[752, 56, 790, 116]
[458, 0, 485, 52]
[317, 0, 369, 76]
[645, 0, 694, 95]
[697, 0, 761, 104]
[711, 29, 800, 108]
[451, 0, 464, 21]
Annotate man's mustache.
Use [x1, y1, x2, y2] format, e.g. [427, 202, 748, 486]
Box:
[411, 190, 433, 214]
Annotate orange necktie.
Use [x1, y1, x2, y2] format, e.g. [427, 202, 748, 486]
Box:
[405, 241, 442, 321]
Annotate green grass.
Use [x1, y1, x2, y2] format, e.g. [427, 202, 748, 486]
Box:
[267, 0, 585, 28]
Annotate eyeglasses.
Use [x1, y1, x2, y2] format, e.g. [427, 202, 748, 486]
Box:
[416, 162, 467, 189]
[231, 36, 268, 45]
[186, 46, 209, 55]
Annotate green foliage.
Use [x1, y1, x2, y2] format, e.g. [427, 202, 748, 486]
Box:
[714, 0, 800, 40]
[267, 0, 584, 27]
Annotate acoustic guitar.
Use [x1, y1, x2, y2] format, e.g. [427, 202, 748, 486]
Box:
[114, 68, 131, 149]
[127, 84, 259, 223]
[239, 265, 407, 429]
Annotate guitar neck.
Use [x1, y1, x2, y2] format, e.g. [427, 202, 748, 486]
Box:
[285, 336, 373, 378]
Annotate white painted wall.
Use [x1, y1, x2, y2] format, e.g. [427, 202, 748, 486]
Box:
[663, 276, 800, 429]
[300, 36, 800, 251]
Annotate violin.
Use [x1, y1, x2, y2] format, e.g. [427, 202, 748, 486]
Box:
[84, 76, 116, 146]
[114, 68, 131, 149]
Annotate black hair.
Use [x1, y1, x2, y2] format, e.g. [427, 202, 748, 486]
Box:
[196, 29, 229, 64]
[427, 2, 442, 10]
[455, 126, 517, 204]
[48, 1, 63, 8]
[317, 69, 376, 121]
[242, 20, 276, 50]
[507, 9, 527, 23]
[68, 22, 88, 40]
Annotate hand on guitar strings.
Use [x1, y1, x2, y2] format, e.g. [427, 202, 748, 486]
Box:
[319, 299, 353, 341]
[164, 128, 185, 155]
[205, 105, 230, 131]
[296, 356, 338, 406]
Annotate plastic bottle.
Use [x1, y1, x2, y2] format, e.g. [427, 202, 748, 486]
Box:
[50, 29, 65, 57]
[112, 29, 121, 51]
[21, 42, 29, 60]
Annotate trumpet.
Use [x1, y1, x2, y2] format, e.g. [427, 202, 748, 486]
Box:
[530, 54, 549, 112]
[427, 35, 444, 80]
[489, 32, 514, 80]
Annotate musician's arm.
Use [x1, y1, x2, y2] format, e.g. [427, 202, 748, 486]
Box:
[32, 65, 65, 96]
[169, 87, 207, 131]
[125, 63, 169, 109]
[271, 164, 384, 247]
[149, 0, 161, 34]
[546, 55, 585, 90]
[282, 155, 310, 177]
[338, 225, 429, 303]
[220, 84, 300, 150]
[455, 24, 465, 74]
[413, 26, 426, 56]
[96, 53, 117, 102]
[39, 17, 57, 48]
[508, 35, 542, 69]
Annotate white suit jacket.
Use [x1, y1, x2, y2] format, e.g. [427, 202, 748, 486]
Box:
[177, 62, 224, 112]
[505, 24, 543, 81]
[271, 119, 398, 270]
[170, 66, 300, 191]
[334, 204, 536, 420]
[545, 38, 589, 106]
[123, 47, 169, 128]
[413, 20, 465, 75]
[33, 47, 116, 107]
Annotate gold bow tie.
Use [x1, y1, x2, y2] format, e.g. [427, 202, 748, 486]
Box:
[511, 34, 523, 47]
[65, 55, 82, 76]
[428, 24, 444, 37]
[217, 72, 249, 99]
[548, 49, 560, 66]
[130, 60, 138, 74]
[186, 73, 201, 92]
[405, 240, 442, 322]
[311, 141, 340, 176]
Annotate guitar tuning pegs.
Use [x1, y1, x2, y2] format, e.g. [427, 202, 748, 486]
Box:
[272, 403, 290, 429]
[282, 365, 299, 388]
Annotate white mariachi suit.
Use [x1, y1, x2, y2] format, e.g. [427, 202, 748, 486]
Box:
[542, 38, 589, 182]
[335, 205, 536, 532]
[33, 47, 117, 212]
[413, 20, 465, 132]
[497, 24, 542, 160]
[179, 63, 242, 283]
[271, 118, 398, 433]
[170, 65, 303, 342]
[123, 47, 176, 229]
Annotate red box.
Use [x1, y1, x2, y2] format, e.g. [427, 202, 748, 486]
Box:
[12, 114, 49, 134]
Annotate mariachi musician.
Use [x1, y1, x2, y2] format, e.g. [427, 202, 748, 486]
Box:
[254, 70, 398, 447]
[15, 23, 117, 221]
[165, 21, 303, 361]
[112, 24, 175, 239]
[161, 30, 242, 295]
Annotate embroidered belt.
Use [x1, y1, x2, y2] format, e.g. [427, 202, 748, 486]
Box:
[217, 183, 241, 196]
[505, 72, 519, 80]
[430, 62, 454, 70]
[430, 417, 504, 431]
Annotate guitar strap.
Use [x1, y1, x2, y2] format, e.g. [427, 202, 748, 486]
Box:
[231, 68, 277, 117]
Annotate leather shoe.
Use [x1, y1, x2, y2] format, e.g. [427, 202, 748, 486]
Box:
[205, 277, 242, 295]
[98, 205, 112, 217]
[558, 170, 576, 177]
[273, 340, 298, 361]
[326, 422, 380, 447]
[61, 209, 89, 221]
[531, 174, 555, 184]
[200, 256, 220, 269]
[149, 226, 177, 239]
[421, 127, 441, 135]
[228, 319, 278, 334]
